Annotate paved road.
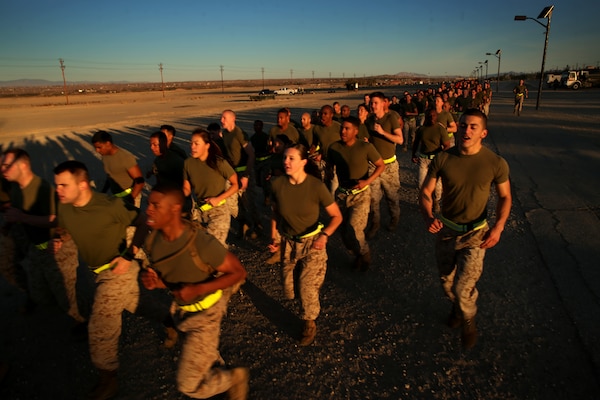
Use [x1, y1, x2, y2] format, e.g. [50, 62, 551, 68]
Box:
[488, 87, 600, 383]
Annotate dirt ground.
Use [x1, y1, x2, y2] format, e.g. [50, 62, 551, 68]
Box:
[1, 84, 599, 400]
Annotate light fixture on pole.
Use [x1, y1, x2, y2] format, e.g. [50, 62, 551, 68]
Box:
[514, 5, 554, 110]
[486, 50, 501, 93]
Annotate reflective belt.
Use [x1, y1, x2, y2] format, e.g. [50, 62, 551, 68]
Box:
[439, 215, 487, 233]
[256, 155, 271, 162]
[337, 185, 369, 196]
[179, 289, 223, 312]
[234, 166, 247, 173]
[114, 187, 132, 198]
[517, 93, 524, 97]
[34, 241, 49, 250]
[93, 262, 113, 274]
[196, 199, 226, 212]
[383, 155, 397, 164]
[282, 223, 324, 242]
[418, 153, 437, 160]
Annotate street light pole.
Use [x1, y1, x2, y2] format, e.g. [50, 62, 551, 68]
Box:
[486, 49, 502, 93]
[514, 5, 554, 110]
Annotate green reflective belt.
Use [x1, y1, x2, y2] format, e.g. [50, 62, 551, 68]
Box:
[282, 223, 324, 242]
[114, 187, 132, 198]
[439, 215, 487, 233]
[34, 241, 49, 250]
[383, 155, 397, 164]
[234, 166, 247, 173]
[337, 185, 369, 196]
[196, 199, 226, 212]
[179, 290, 223, 312]
[256, 155, 271, 162]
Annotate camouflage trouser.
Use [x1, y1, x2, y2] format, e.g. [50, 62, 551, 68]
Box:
[417, 158, 442, 205]
[192, 203, 231, 248]
[172, 291, 236, 398]
[27, 239, 85, 322]
[89, 261, 140, 371]
[280, 235, 328, 321]
[435, 226, 489, 320]
[403, 118, 417, 148]
[369, 160, 401, 226]
[255, 159, 271, 200]
[336, 188, 371, 256]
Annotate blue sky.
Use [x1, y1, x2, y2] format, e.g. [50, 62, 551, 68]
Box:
[1, 0, 598, 83]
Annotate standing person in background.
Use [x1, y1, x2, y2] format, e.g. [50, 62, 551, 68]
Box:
[183, 128, 239, 248]
[221, 109, 262, 239]
[160, 125, 188, 160]
[328, 117, 384, 271]
[299, 112, 315, 149]
[269, 108, 301, 144]
[513, 79, 528, 116]
[419, 108, 512, 349]
[269, 144, 342, 346]
[141, 183, 249, 400]
[91, 131, 144, 208]
[411, 109, 451, 211]
[332, 102, 342, 122]
[1, 149, 85, 328]
[402, 93, 419, 151]
[148, 131, 185, 188]
[53, 160, 174, 400]
[482, 81, 493, 116]
[365, 92, 403, 239]
[312, 105, 342, 193]
[250, 120, 272, 206]
[434, 93, 458, 148]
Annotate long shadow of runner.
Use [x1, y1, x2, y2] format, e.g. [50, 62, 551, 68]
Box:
[241, 279, 302, 341]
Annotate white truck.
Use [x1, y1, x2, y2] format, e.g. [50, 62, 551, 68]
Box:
[274, 87, 298, 95]
[546, 73, 562, 88]
[561, 68, 600, 90]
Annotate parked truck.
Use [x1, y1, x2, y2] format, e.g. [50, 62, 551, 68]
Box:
[274, 87, 298, 95]
[546, 73, 562, 88]
[561, 68, 600, 90]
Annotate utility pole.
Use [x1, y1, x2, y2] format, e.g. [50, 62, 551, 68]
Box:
[261, 67, 265, 89]
[290, 69, 293, 81]
[220, 65, 224, 93]
[312, 70, 315, 81]
[59, 58, 69, 105]
[159, 63, 165, 98]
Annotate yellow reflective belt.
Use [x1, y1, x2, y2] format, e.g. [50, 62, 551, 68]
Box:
[197, 199, 226, 212]
[283, 223, 324, 241]
[93, 262, 113, 274]
[34, 241, 49, 250]
[439, 215, 487, 233]
[256, 155, 271, 162]
[179, 289, 223, 312]
[114, 187, 132, 198]
[383, 155, 397, 164]
[234, 166, 247, 172]
[338, 185, 369, 196]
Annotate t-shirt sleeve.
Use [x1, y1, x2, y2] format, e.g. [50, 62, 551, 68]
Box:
[196, 230, 227, 270]
[495, 157, 510, 184]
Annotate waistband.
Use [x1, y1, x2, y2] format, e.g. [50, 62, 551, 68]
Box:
[517, 93, 524, 97]
[196, 199, 226, 212]
[256, 155, 272, 162]
[114, 187, 132, 198]
[234, 165, 247, 172]
[34, 241, 49, 250]
[337, 185, 369, 196]
[93, 262, 114, 274]
[418, 152, 437, 160]
[439, 215, 487, 233]
[179, 289, 223, 312]
[282, 223, 324, 242]
[383, 155, 397, 164]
